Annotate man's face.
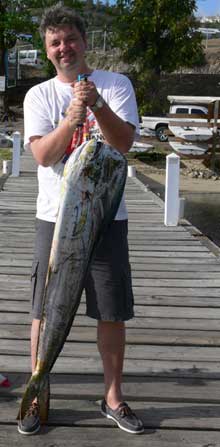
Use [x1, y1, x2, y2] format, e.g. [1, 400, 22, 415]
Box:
[45, 25, 87, 74]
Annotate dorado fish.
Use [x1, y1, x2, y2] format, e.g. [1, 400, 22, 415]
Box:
[17, 139, 127, 423]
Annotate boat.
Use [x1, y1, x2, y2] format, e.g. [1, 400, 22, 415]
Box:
[129, 141, 154, 153]
[169, 125, 213, 142]
[0, 132, 13, 148]
[169, 141, 209, 157]
[139, 125, 155, 137]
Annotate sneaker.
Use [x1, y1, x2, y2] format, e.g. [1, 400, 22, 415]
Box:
[101, 399, 144, 434]
[17, 402, 40, 435]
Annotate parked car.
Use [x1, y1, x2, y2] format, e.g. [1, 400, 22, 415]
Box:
[18, 49, 43, 68]
[141, 104, 208, 142]
[8, 49, 43, 68]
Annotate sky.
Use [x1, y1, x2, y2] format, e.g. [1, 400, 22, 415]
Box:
[196, 0, 220, 16]
[107, 1, 220, 16]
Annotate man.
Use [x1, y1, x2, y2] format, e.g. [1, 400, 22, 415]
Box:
[18, 3, 144, 436]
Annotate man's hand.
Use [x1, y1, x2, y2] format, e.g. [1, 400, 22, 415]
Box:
[73, 80, 99, 108]
[65, 97, 87, 128]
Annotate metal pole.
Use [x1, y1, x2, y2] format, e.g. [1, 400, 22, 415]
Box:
[211, 100, 219, 171]
[92, 31, 94, 51]
[12, 131, 21, 177]
[164, 152, 180, 226]
[103, 30, 107, 52]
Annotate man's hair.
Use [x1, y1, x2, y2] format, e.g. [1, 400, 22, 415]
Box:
[39, 3, 86, 41]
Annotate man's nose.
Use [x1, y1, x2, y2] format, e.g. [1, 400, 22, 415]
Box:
[59, 41, 69, 52]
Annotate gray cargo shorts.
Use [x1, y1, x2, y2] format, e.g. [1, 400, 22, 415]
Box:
[30, 218, 134, 321]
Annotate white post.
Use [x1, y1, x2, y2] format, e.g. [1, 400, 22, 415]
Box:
[164, 152, 180, 226]
[12, 131, 21, 177]
[2, 160, 12, 175]
[127, 165, 136, 177]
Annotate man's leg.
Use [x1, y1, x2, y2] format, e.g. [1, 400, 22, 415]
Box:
[98, 320, 144, 434]
[31, 319, 41, 372]
[97, 320, 125, 409]
[18, 220, 54, 435]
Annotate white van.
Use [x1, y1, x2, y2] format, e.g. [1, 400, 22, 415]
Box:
[18, 50, 43, 68]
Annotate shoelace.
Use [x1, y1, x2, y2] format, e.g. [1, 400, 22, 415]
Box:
[118, 404, 134, 418]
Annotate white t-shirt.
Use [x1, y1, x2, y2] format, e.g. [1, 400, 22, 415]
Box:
[24, 69, 139, 222]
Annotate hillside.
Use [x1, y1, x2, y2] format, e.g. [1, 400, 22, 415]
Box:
[180, 38, 220, 74]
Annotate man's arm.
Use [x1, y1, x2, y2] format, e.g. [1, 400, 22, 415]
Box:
[29, 97, 87, 167]
[73, 80, 136, 154]
[91, 103, 135, 154]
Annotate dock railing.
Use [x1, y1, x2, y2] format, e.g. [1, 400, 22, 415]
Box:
[165, 97, 220, 227]
[166, 96, 220, 164]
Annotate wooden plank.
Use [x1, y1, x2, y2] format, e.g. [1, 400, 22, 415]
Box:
[1, 260, 220, 271]
[129, 241, 206, 247]
[2, 324, 220, 346]
[3, 275, 220, 288]
[131, 271, 220, 279]
[2, 354, 220, 377]
[2, 312, 220, 332]
[1, 426, 220, 447]
[129, 245, 210, 252]
[3, 291, 220, 308]
[132, 286, 220, 297]
[2, 373, 220, 403]
[2, 268, 220, 279]
[2, 397, 220, 430]
[3, 292, 220, 308]
[129, 251, 215, 258]
[132, 278, 220, 287]
[3, 339, 220, 363]
[129, 263, 220, 271]
[128, 234, 200, 240]
[3, 300, 220, 320]
[1, 237, 206, 246]
[130, 257, 219, 264]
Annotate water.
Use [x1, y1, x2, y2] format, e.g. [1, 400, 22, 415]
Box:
[183, 193, 220, 248]
[137, 173, 220, 248]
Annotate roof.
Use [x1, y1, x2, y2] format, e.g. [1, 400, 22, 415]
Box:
[167, 95, 220, 105]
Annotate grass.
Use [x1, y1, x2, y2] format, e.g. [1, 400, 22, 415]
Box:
[126, 147, 168, 169]
[0, 148, 12, 161]
[0, 148, 12, 175]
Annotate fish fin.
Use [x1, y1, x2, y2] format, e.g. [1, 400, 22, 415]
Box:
[38, 374, 50, 424]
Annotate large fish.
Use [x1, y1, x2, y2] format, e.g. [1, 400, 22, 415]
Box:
[17, 139, 127, 423]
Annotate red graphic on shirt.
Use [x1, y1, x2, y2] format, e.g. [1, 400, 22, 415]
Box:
[63, 110, 96, 163]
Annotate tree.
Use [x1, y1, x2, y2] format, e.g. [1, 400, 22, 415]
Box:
[0, 0, 83, 121]
[0, 1, 37, 121]
[113, 0, 205, 114]
[114, 0, 204, 75]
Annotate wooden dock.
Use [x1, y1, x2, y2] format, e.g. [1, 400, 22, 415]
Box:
[1, 152, 220, 446]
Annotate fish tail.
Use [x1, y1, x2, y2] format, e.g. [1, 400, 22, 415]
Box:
[17, 372, 50, 424]
[38, 374, 50, 424]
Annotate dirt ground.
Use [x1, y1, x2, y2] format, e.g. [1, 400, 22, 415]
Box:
[129, 159, 220, 193]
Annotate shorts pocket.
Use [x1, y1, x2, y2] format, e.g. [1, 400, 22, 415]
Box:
[31, 261, 39, 308]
